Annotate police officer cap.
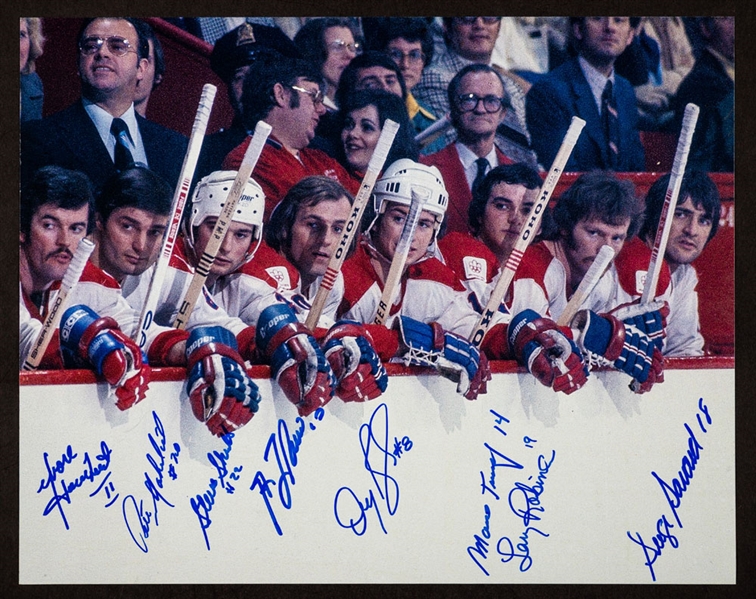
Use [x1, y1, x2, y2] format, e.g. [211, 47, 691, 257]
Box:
[210, 22, 301, 83]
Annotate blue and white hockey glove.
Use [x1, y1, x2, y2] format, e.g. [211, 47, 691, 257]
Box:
[321, 320, 388, 402]
[60, 304, 150, 410]
[256, 303, 336, 416]
[396, 316, 490, 400]
[186, 326, 261, 436]
[570, 309, 664, 393]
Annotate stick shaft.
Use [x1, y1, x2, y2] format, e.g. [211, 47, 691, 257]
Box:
[468, 116, 586, 347]
[641, 103, 699, 304]
[414, 114, 451, 145]
[134, 84, 217, 346]
[22, 238, 95, 370]
[373, 187, 427, 326]
[304, 119, 400, 330]
[556, 244, 615, 326]
[173, 120, 272, 329]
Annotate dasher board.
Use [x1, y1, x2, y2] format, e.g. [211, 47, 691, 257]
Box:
[19, 358, 735, 584]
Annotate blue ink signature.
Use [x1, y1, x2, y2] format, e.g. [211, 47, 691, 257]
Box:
[333, 402, 412, 536]
[467, 504, 494, 575]
[249, 408, 325, 536]
[190, 432, 239, 550]
[122, 411, 178, 553]
[37, 441, 113, 530]
[627, 397, 712, 581]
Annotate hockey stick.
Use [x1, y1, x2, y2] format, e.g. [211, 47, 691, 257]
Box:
[556, 244, 615, 327]
[414, 114, 451, 147]
[22, 238, 95, 370]
[640, 102, 699, 304]
[468, 116, 586, 348]
[173, 120, 272, 329]
[133, 83, 217, 347]
[374, 186, 428, 326]
[304, 119, 400, 330]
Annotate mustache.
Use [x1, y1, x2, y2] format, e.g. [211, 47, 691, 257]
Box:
[47, 249, 74, 260]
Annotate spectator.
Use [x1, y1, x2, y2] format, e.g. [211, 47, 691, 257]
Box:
[21, 18, 187, 192]
[294, 18, 362, 107]
[526, 17, 645, 172]
[413, 17, 533, 164]
[631, 17, 695, 131]
[132, 19, 165, 118]
[421, 64, 515, 236]
[195, 22, 301, 183]
[222, 53, 359, 221]
[674, 17, 734, 172]
[336, 89, 419, 183]
[20, 17, 45, 122]
[365, 17, 445, 153]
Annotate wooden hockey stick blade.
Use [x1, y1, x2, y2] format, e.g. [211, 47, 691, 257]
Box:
[641, 102, 699, 304]
[173, 120, 272, 329]
[557, 244, 615, 327]
[134, 83, 217, 346]
[374, 186, 428, 326]
[468, 116, 586, 347]
[305, 119, 400, 330]
[23, 237, 95, 370]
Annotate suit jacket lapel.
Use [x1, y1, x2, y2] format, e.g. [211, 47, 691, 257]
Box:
[568, 61, 609, 166]
[61, 102, 114, 168]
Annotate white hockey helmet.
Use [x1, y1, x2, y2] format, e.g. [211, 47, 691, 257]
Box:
[372, 159, 449, 229]
[186, 170, 265, 261]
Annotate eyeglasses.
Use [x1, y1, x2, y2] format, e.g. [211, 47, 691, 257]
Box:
[456, 93, 507, 113]
[79, 35, 138, 56]
[387, 49, 426, 65]
[290, 85, 325, 106]
[327, 39, 362, 55]
[457, 17, 502, 25]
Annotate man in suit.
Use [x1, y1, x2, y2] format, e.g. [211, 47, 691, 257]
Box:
[526, 17, 645, 172]
[421, 64, 514, 236]
[21, 17, 187, 192]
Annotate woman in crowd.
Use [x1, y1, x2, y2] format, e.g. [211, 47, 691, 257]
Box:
[20, 17, 45, 122]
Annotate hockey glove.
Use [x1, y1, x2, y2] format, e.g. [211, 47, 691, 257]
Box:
[321, 320, 388, 402]
[571, 309, 664, 392]
[508, 309, 588, 395]
[397, 316, 490, 400]
[60, 304, 150, 410]
[185, 326, 261, 437]
[610, 299, 669, 352]
[256, 303, 336, 416]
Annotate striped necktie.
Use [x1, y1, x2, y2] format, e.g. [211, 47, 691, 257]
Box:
[601, 80, 619, 169]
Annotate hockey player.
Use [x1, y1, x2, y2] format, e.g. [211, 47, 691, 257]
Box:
[437, 162, 588, 395]
[633, 170, 722, 355]
[337, 159, 492, 399]
[20, 166, 154, 410]
[89, 165, 260, 435]
[265, 175, 388, 402]
[514, 171, 668, 392]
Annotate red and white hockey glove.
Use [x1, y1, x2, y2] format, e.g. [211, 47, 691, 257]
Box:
[321, 320, 388, 403]
[256, 303, 336, 416]
[508, 309, 588, 395]
[397, 316, 490, 400]
[60, 304, 150, 410]
[185, 326, 261, 437]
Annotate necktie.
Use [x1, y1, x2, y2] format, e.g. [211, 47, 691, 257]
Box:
[471, 157, 489, 199]
[601, 80, 619, 169]
[110, 118, 134, 170]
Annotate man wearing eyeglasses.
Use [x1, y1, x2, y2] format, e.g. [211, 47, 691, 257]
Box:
[21, 17, 187, 193]
[222, 52, 360, 222]
[421, 64, 515, 236]
[413, 17, 533, 164]
[526, 17, 645, 172]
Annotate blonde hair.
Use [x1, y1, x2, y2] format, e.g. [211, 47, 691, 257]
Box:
[21, 17, 45, 74]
